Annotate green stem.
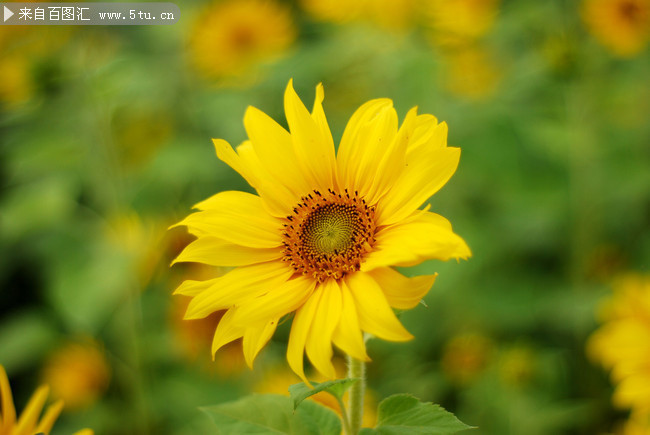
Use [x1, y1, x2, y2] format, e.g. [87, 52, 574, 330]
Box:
[347, 355, 365, 435]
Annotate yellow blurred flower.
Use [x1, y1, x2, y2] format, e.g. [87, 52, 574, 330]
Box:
[363, 0, 418, 32]
[0, 56, 33, 106]
[441, 47, 501, 100]
[104, 212, 167, 287]
[172, 80, 470, 382]
[582, 0, 650, 57]
[621, 413, 650, 434]
[0, 365, 92, 435]
[426, 0, 500, 47]
[588, 274, 650, 418]
[300, 0, 417, 31]
[112, 108, 173, 170]
[41, 341, 110, 411]
[0, 26, 71, 106]
[498, 346, 536, 388]
[189, 0, 296, 80]
[441, 333, 492, 385]
[254, 362, 377, 428]
[299, 0, 363, 23]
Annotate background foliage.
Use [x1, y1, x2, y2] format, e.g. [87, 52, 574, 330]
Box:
[1, 0, 649, 433]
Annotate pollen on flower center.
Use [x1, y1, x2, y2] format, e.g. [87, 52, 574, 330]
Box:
[282, 189, 377, 282]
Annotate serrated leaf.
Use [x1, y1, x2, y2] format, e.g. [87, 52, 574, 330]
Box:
[201, 393, 341, 435]
[289, 378, 359, 410]
[361, 394, 474, 435]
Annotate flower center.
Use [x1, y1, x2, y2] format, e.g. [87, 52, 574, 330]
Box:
[619, 0, 641, 22]
[282, 189, 376, 282]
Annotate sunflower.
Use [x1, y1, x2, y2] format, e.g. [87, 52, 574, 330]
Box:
[172, 80, 470, 381]
[189, 0, 296, 80]
[41, 340, 110, 411]
[582, 0, 650, 57]
[588, 274, 650, 419]
[0, 365, 92, 435]
[425, 0, 500, 48]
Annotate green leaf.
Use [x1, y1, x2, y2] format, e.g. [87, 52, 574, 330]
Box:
[360, 394, 475, 435]
[201, 393, 341, 435]
[289, 378, 360, 410]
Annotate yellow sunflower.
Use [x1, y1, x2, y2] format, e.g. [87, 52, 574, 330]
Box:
[41, 340, 110, 411]
[426, 0, 500, 48]
[189, 0, 296, 80]
[588, 274, 650, 418]
[172, 80, 470, 382]
[0, 365, 92, 435]
[582, 0, 650, 57]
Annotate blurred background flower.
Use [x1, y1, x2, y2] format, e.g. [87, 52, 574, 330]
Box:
[581, 0, 650, 57]
[1, 0, 649, 433]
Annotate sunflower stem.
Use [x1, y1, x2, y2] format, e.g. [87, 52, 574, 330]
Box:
[347, 355, 365, 435]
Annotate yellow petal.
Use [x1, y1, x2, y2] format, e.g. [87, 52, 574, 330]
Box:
[345, 272, 414, 342]
[311, 83, 336, 162]
[211, 308, 245, 355]
[336, 99, 397, 196]
[213, 138, 260, 189]
[305, 280, 342, 380]
[406, 116, 444, 155]
[231, 276, 316, 326]
[34, 399, 63, 434]
[185, 261, 293, 319]
[72, 430, 94, 435]
[213, 139, 298, 218]
[378, 129, 460, 226]
[337, 99, 393, 180]
[174, 191, 283, 248]
[172, 236, 282, 267]
[332, 280, 369, 362]
[365, 106, 419, 205]
[284, 79, 336, 191]
[362, 211, 471, 271]
[242, 318, 279, 368]
[287, 290, 322, 383]
[368, 268, 437, 310]
[244, 105, 311, 198]
[173, 278, 220, 297]
[0, 365, 16, 432]
[14, 385, 49, 435]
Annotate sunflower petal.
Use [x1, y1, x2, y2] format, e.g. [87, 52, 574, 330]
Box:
[34, 399, 64, 435]
[213, 140, 299, 217]
[244, 105, 311, 198]
[305, 280, 341, 379]
[231, 276, 316, 326]
[337, 99, 397, 197]
[14, 385, 49, 435]
[242, 318, 279, 368]
[0, 366, 16, 432]
[213, 139, 260, 188]
[362, 211, 471, 271]
[365, 106, 419, 204]
[172, 236, 282, 267]
[185, 261, 293, 319]
[345, 272, 413, 342]
[332, 280, 369, 361]
[174, 192, 283, 248]
[378, 126, 459, 226]
[173, 278, 220, 297]
[287, 290, 322, 383]
[211, 309, 244, 355]
[284, 79, 336, 191]
[311, 83, 336, 160]
[369, 268, 437, 310]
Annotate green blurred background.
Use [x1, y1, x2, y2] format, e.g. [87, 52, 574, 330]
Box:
[1, 0, 649, 433]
